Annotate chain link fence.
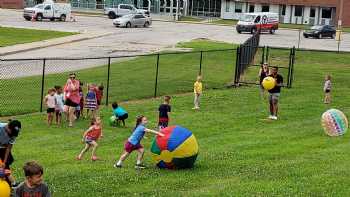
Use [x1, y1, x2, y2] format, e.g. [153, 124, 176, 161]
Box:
[0, 49, 236, 117]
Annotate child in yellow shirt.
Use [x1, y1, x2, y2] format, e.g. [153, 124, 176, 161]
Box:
[193, 75, 202, 110]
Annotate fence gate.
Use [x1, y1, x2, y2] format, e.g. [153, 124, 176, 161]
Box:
[234, 42, 296, 88]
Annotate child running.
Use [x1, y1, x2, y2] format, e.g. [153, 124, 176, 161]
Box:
[54, 86, 64, 125]
[324, 75, 332, 104]
[193, 75, 203, 110]
[112, 102, 128, 127]
[77, 117, 103, 161]
[158, 96, 171, 129]
[114, 115, 164, 169]
[85, 84, 98, 119]
[44, 88, 56, 126]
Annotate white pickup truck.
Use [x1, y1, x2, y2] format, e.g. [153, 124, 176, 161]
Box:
[104, 4, 150, 19]
[23, 1, 71, 21]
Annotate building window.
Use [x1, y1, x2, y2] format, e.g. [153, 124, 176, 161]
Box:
[235, 2, 243, 13]
[281, 5, 286, 15]
[225, 0, 230, 12]
[249, 4, 254, 13]
[294, 5, 303, 17]
[310, 8, 315, 17]
[322, 7, 332, 19]
[261, 4, 269, 12]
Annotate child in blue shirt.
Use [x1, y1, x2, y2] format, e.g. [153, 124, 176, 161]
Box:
[112, 102, 128, 127]
[114, 115, 164, 169]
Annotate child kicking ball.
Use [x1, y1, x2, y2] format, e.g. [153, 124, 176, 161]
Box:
[114, 115, 164, 169]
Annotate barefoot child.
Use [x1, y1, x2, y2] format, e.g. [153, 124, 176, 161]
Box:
[114, 116, 164, 169]
[44, 88, 56, 126]
[193, 75, 203, 110]
[158, 96, 171, 129]
[77, 117, 103, 161]
[324, 75, 332, 104]
[15, 161, 51, 197]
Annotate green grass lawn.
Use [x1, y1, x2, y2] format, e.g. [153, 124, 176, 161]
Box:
[210, 19, 238, 26]
[178, 16, 204, 22]
[0, 27, 77, 47]
[3, 44, 350, 195]
[1, 40, 236, 116]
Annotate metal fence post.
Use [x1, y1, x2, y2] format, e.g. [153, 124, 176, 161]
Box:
[266, 46, 270, 63]
[105, 57, 111, 106]
[234, 46, 241, 86]
[40, 58, 46, 112]
[289, 47, 296, 88]
[297, 28, 302, 49]
[261, 46, 265, 64]
[199, 51, 203, 75]
[287, 48, 292, 88]
[154, 54, 160, 97]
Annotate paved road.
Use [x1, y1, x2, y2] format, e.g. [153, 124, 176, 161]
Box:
[1, 9, 349, 78]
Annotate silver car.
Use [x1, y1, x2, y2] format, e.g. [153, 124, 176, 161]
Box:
[113, 14, 152, 28]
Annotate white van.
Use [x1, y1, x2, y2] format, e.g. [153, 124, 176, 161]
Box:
[236, 12, 279, 34]
[23, 0, 71, 21]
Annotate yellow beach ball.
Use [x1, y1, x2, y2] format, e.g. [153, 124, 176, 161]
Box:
[0, 180, 11, 197]
[262, 76, 276, 90]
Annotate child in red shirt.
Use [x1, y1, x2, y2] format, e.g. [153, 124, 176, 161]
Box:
[76, 117, 103, 161]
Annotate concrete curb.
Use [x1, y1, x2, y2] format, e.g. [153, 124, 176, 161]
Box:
[0, 32, 113, 57]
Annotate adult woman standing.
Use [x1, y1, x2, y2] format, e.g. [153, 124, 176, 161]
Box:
[64, 73, 80, 127]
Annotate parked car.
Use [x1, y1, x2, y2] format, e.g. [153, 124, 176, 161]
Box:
[104, 4, 149, 19]
[303, 25, 336, 39]
[236, 12, 279, 34]
[23, 0, 71, 21]
[113, 14, 151, 28]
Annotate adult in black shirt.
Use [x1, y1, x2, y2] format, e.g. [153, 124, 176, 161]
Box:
[268, 66, 283, 120]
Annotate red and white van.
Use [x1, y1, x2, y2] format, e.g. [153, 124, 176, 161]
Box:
[236, 12, 279, 34]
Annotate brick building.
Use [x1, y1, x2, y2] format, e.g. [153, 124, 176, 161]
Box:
[221, 0, 349, 26]
[0, 0, 24, 9]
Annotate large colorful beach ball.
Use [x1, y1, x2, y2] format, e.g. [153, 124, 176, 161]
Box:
[262, 76, 276, 90]
[0, 180, 11, 197]
[151, 126, 198, 169]
[321, 109, 348, 136]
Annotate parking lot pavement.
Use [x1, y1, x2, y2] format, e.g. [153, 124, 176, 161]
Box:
[1, 9, 349, 78]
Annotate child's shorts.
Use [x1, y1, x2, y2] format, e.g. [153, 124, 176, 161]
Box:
[85, 137, 97, 145]
[158, 117, 169, 129]
[47, 108, 55, 113]
[118, 113, 128, 121]
[124, 141, 143, 153]
[76, 105, 81, 111]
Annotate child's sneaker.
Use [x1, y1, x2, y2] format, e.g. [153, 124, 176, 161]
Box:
[135, 164, 146, 169]
[268, 115, 274, 119]
[272, 116, 278, 120]
[91, 156, 99, 161]
[113, 163, 122, 168]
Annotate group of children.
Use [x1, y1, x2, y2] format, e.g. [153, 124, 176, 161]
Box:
[44, 82, 105, 126]
[76, 75, 203, 168]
